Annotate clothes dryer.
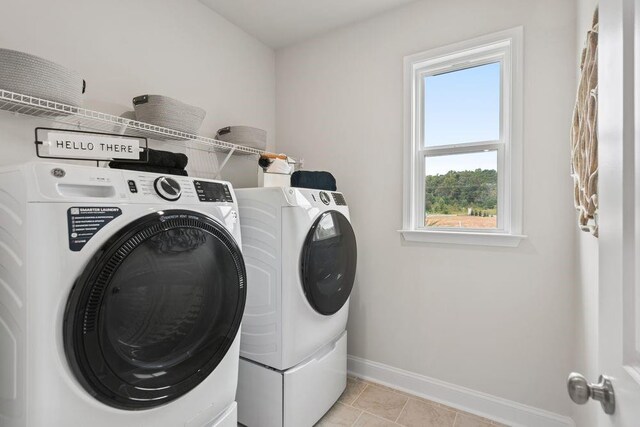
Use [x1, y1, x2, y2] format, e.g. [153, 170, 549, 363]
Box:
[235, 187, 357, 427]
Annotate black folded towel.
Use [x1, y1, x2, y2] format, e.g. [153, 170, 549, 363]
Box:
[291, 171, 337, 191]
[108, 162, 188, 177]
[112, 147, 188, 169]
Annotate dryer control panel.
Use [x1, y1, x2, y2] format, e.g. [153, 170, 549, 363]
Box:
[283, 187, 348, 208]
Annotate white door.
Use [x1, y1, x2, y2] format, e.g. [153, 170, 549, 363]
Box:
[571, 0, 640, 424]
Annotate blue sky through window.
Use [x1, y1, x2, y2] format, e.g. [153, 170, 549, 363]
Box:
[424, 62, 500, 176]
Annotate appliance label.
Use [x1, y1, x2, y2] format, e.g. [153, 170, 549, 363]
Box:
[67, 207, 122, 251]
[43, 131, 141, 160]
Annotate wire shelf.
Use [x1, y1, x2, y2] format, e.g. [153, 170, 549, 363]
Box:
[0, 88, 268, 157]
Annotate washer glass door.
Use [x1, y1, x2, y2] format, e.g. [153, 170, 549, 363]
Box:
[64, 210, 246, 410]
[300, 210, 357, 315]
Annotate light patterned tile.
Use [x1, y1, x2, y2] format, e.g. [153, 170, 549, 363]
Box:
[339, 376, 368, 405]
[396, 398, 456, 427]
[353, 385, 409, 421]
[354, 412, 400, 426]
[326, 379, 504, 427]
[453, 412, 493, 427]
[316, 402, 362, 427]
[405, 395, 455, 410]
[360, 381, 414, 398]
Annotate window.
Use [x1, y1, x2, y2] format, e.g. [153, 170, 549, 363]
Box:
[401, 28, 524, 247]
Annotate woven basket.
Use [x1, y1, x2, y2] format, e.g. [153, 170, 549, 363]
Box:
[216, 126, 267, 152]
[0, 48, 85, 106]
[133, 95, 206, 139]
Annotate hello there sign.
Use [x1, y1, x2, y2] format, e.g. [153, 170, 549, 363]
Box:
[36, 128, 145, 161]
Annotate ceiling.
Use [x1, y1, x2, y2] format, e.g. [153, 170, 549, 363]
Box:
[199, 0, 416, 48]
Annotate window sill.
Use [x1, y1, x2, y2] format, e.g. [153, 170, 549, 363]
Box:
[398, 229, 527, 247]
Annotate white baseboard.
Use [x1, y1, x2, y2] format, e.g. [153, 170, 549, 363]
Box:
[347, 355, 575, 427]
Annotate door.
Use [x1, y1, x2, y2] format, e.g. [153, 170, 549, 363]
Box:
[63, 210, 246, 410]
[575, 0, 640, 423]
[300, 210, 357, 315]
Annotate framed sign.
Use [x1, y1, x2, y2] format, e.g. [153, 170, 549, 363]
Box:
[35, 128, 148, 162]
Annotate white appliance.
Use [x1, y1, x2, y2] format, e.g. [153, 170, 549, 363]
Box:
[235, 187, 357, 427]
[0, 162, 247, 427]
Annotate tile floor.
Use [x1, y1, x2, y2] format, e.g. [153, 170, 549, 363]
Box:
[315, 377, 508, 427]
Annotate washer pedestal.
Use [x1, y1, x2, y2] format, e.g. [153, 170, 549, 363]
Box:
[237, 332, 347, 427]
[188, 402, 237, 427]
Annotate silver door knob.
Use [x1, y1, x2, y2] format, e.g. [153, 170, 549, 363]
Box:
[567, 372, 615, 415]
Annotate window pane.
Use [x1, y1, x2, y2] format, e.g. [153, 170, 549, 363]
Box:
[424, 151, 498, 229]
[424, 62, 501, 147]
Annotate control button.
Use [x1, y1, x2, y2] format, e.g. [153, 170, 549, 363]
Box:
[154, 176, 182, 201]
[319, 191, 331, 205]
[127, 180, 138, 193]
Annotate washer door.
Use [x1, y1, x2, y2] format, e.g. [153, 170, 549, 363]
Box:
[300, 210, 357, 315]
[64, 210, 246, 410]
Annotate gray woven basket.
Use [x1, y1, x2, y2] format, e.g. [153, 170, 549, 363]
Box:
[0, 48, 85, 106]
[133, 95, 206, 139]
[216, 126, 267, 152]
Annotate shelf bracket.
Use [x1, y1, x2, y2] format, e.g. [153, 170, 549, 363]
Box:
[216, 148, 236, 179]
[117, 120, 130, 136]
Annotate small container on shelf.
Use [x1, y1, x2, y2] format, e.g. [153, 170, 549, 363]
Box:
[216, 126, 267, 152]
[133, 94, 206, 138]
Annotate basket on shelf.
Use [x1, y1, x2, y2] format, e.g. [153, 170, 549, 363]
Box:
[0, 48, 85, 107]
[216, 126, 267, 153]
[133, 95, 206, 139]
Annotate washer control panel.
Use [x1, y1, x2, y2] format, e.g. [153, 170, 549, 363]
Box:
[31, 163, 235, 205]
[154, 176, 182, 201]
[193, 180, 234, 203]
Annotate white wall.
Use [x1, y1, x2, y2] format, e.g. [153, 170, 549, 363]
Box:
[276, 0, 577, 417]
[572, 1, 599, 426]
[0, 0, 275, 187]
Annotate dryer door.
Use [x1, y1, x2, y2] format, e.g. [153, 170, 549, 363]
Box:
[64, 210, 246, 410]
[300, 210, 357, 315]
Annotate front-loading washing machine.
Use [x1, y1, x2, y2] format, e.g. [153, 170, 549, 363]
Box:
[234, 187, 357, 427]
[0, 162, 246, 427]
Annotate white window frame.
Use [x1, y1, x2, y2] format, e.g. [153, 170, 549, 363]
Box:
[400, 27, 525, 247]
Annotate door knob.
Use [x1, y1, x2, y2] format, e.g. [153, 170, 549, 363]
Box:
[567, 372, 615, 415]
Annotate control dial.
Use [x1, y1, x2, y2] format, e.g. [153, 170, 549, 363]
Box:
[319, 191, 331, 205]
[154, 176, 182, 201]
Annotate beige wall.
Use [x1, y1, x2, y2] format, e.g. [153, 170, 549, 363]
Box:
[572, 1, 599, 426]
[276, 0, 577, 416]
[0, 0, 275, 187]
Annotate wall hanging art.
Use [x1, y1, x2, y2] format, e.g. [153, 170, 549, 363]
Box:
[571, 7, 599, 236]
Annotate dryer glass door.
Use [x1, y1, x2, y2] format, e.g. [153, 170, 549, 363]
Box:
[301, 210, 357, 315]
[64, 210, 246, 410]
